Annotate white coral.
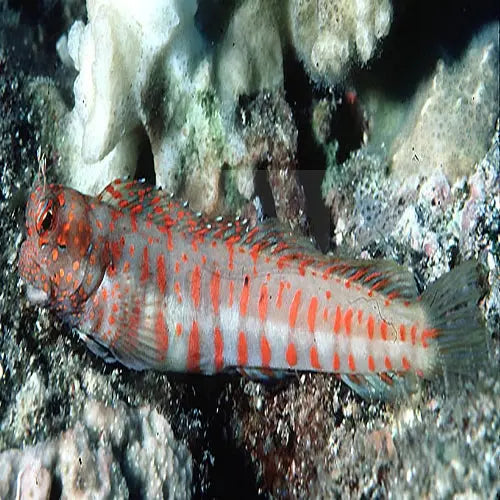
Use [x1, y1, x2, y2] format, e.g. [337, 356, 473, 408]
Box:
[289, 0, 393, 83]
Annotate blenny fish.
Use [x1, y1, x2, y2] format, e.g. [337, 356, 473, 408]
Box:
[18, 178, 487, 399]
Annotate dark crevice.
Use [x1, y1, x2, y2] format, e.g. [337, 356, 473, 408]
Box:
[331, 90, 367, 164]
[254, 166, 277, 219]
[166, 376, 263, 499]
[283, 53, 333, 252]
[134, 132, 155, 185]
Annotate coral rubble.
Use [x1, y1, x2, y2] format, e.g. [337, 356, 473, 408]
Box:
[0, 401, 192, 499]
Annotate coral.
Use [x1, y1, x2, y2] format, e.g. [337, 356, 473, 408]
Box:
[33, 0, 396, 206]
[215, 0, 284, 106]
[52, 0, 200, 194]
[390, 22, 499, 181]
[288, 0, 393, 83]
[35, 0, 297, 214]
[0, 401, 192, 499]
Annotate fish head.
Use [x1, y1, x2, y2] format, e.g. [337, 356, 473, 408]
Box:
[19, 183, 105, 311]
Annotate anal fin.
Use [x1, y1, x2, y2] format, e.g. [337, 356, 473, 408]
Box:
[236, 366, 290, 384]
[341, 372, 420, 401]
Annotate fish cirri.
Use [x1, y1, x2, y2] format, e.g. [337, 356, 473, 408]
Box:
[18, 179, 487, 399]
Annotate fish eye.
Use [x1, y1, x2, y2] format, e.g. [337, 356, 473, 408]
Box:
[41, 210, 53, 231]
[36, 199, 56, 236]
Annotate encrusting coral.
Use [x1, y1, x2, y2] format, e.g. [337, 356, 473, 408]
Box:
[390, 22, 499, 181]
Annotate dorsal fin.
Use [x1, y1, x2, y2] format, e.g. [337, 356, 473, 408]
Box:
[97, 178, 255, 240]
[315, 258, 419, 300]
[97, 180, 418, 301]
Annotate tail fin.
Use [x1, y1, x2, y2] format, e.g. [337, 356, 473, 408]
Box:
[421, 260, 488, 375]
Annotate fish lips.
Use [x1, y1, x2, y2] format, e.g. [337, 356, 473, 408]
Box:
[25, 283, 49, 304]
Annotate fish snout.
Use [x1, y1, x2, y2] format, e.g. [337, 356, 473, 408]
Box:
[18, 240, 49, 304]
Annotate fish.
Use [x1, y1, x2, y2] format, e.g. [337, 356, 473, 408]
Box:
[18, 178, 488, 399]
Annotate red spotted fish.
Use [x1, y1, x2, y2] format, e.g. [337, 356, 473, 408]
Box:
[18, 179, 487, 399]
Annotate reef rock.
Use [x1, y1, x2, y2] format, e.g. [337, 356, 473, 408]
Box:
[0, 401, 192, 500]
[390, 22, 499, 181]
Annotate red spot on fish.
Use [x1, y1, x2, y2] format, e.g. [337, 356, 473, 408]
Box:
[399, 324, 406, 342]
[367, 315, 375, 339]
[156, 255, 167, 295]
[307, 296, 318, 333]
[344, 308, 353, 334]
[288, 289, 302, 329]
[333, 305, 342, 334]
[411, 325, 417, 345]
[348, 354, 356, 371]
[175, 323, 182, 337]
[357, 309, 363, 325]
[228, 280, 234, 307]
[363, 271, 382, 283]
[380, 321, 388, 341]
[191, 265, 201, 309]
[155, 310, 168, 361]
[140, 247, 149, 283]
[260, 334, 271, 367]
[384, 356, 392, 370]
[310, 345, 321, 369]
[368, 278, 389, 296]
[298, 258, 314, 276]
[214, 326, 224, 371]
[276, 281, 285, 309]
[244, 226, 259, 244]
[174, 281, 182, 303]
[187, 320, 200, 371]
[111, 240, 122, 264]
[210, 270, 221, 315]
[225, 236, 238, 271]
[239, 275, 250, 316]
[258, 284, 268, 322]
[333, 352, 340, 371]
[238, 331, 248, 365]
[368, 355, 375, 372]
[402, 356, 411, 371]
[421, 328, 438, 348]
[286, 343, 297, 367]
[130, 213, 138, 233]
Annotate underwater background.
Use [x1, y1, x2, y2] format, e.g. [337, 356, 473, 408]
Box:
[0, 1, 498, 498]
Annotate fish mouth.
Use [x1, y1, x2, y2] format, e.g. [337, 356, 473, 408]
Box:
[25, 284, 49, 304]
